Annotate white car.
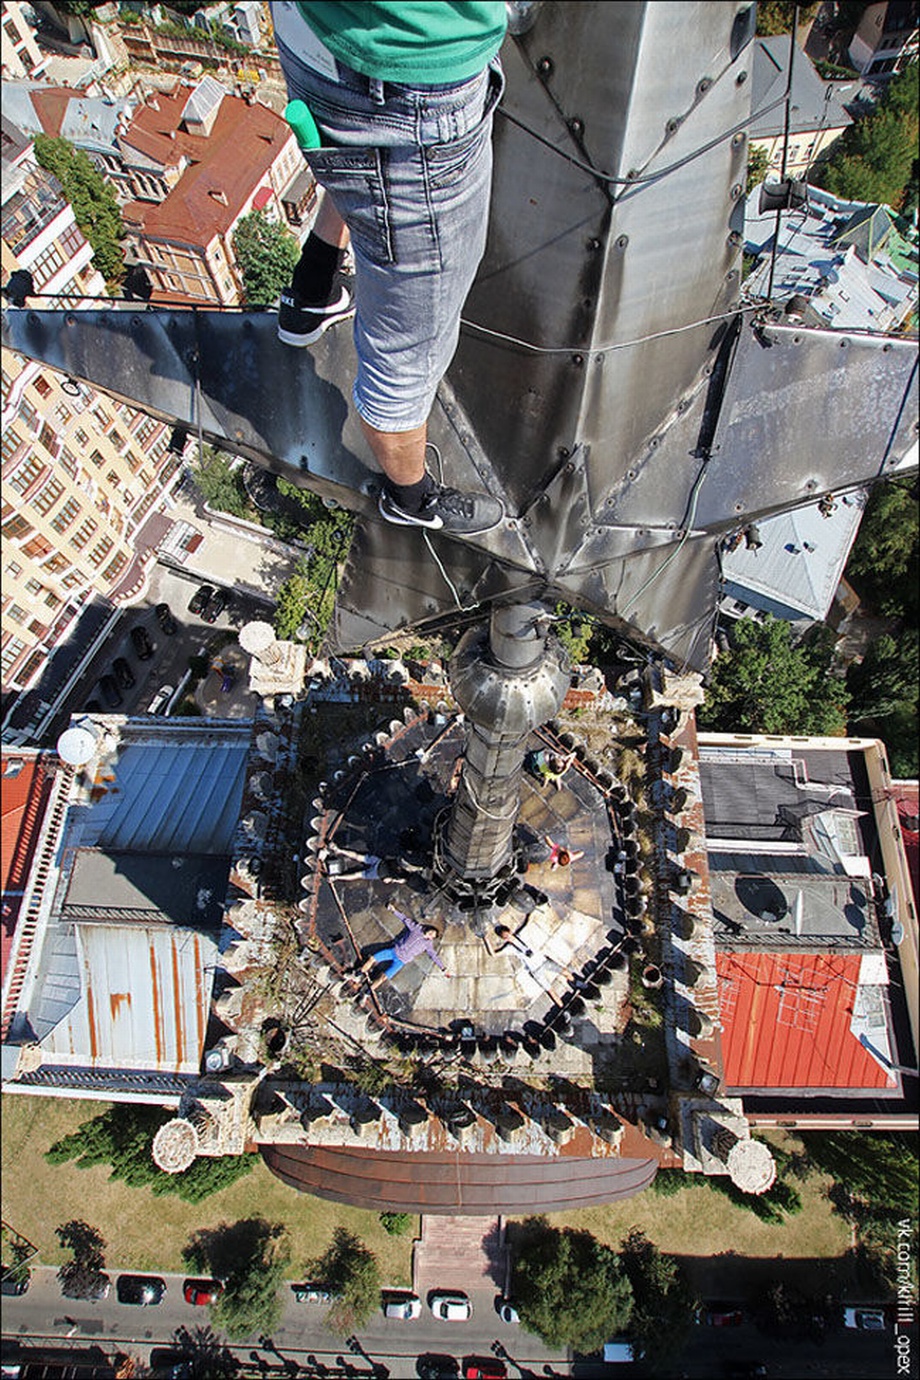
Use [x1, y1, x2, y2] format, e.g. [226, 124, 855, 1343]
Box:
[383, 1293, 421, 1320]
[844, 1308, 885, 1331]
[429, 1291, 471, 1322]
[147, 684, 174, 715]
[496, 1298, 519, 1324]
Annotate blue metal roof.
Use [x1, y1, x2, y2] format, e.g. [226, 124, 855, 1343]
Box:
[80, 728, 249, 855]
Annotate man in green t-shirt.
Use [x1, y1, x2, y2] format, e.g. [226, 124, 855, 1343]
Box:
[270, 1, 507, 537]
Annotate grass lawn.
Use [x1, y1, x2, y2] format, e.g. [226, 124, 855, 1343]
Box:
[1, 1094, 414, 1286]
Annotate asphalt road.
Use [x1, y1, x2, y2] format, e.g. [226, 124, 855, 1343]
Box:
[2, 1268, 570, 1377]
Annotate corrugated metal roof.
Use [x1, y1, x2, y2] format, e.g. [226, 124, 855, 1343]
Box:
[80, 735, 248, 855]
[721, 494, 866, 622]
[39, 921, 217, 1073]
[716, 950, 896, 1091]
[261, 1144, 659, 1213]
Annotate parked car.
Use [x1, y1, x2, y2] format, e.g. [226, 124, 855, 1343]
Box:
[112, 656, 136, 690]
[147, 684, 174, 716]
[291, 1283, 334, 1304]
[62, 1273, 110, 1302]
[429, 1291, 471, 1322]
[99, 674, 123, 708]
[116, 1274, 166, 1306]
[188, 584, 213, 617]
[844, 1308, 885, 1331]
[463, 1361, 507, 1380]
[383, 1292, 421, 1320]
[1, 1274, 29, 1296]
[495, 1297, 519, 1324]
[155, 602, 177, 635]
[202, 589, 228, 624]
[417, 1357, 459, 1380]
[130, 625, 154, 660]
[698, 1304, 744, 1327]
[183, 1278, 223, 1306]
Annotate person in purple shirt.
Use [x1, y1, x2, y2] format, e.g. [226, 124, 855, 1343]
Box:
[348, 905, 450, 990]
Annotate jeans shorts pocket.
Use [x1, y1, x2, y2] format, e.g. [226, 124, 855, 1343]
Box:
[425, 60, 505, 192]
[306, 144, 394, 265]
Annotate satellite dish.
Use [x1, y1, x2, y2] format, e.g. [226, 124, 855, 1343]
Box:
[56, 721, 99, 767]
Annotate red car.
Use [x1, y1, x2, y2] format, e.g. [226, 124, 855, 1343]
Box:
[700, 1305, 744, 1326]
[463, 1362, 507, 1380]
[183, 1277, 223, 1306]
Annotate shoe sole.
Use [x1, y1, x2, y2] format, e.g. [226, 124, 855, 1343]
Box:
[377, 495, 503, 536]
[277, 308, 354, 348]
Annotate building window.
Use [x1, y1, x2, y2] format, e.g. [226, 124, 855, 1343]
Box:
[45, 590, 61, 608]
[34, 376, 52, 398]
[62, 571, 83, 589]
[7, 456, 46, 495]
[107, 470, 119, 488]
[39, 422, 60, 457]
[5, 561, 22, 578]
[2, 427, 24, 463]
[25, 578, 42, 596]
[90, 448, 105, 468]
[19, 399, 39, 432]
[89, 536, 114, 567]
[23, 535, 52, 559]
[8, 604, 26, 624]
[74, 427, 89, 447]
[60, 447, 78, 478]
[56, 402, 72, 426]
[51, 496, 82, 532]
[33, 476, 65, 516]
[102, 551, 128, 581]
[44, 553, 69, 574]
[2, 514, 33, 540]
[70, 518, 98, 550]
[1, 638, 27, 678]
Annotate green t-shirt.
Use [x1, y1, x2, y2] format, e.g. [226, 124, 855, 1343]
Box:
[295, 2, 507, 84]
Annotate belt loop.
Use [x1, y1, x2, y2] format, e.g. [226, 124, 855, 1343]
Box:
[369, 76, 385, 104]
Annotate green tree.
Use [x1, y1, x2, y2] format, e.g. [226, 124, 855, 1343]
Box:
[32, 134, 125, 285]
[45, 1105, 254, 1203]
[815, 64, 920, 209]
[231, 210, 300, 306]
[192, 447, 251, 520]
[271, 483, 354, 649]
[756, 2, 819, 35]
[511, 1217, 633, 1353]
[184, 1218, 290, 1342]
[698, 615, 848, 736]
[845, 480, 918, 621]
[378, 1212, 413, 1236]
[553, 601, 593, 665]
[307, 1228, 379, 1335]
[746, 145, 770, 194]
[619, 1229, 697, 1374]
[56, 1220, 108, 1301]
[847, 629, 918, 722]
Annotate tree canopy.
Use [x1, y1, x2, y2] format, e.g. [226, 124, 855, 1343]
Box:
[307, 1228, 379, 1335]
[56, 1220, 108, 1301]
[231, 210, 300, 306]
[619, 1229, 697, 1374]
[511, 1218, 633, 1353]
[845, 480, 918, 622]
[192, 447, 252, 520]
[847, 629, 918, 723]
[183, 1218, 290, 1341]
[756, 1, 819, 35]
[271, 483, 354, 649]
[32, 135, 125, 285]
[698, 615, 848, 736]
[45, 1104, 254, 1203]
[815, 64, 920, 210]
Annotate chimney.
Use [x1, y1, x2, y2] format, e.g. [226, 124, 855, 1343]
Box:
[209, 189, 228, 206]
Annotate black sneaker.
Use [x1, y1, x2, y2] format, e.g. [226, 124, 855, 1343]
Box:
[277, 281, 354, 347]
[379, 483, 504, 535]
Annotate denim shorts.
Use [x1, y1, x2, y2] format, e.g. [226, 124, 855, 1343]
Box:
[276, 39, 504, 432]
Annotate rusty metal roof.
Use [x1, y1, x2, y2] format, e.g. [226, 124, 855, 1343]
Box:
[260, 1142, 658, 1214]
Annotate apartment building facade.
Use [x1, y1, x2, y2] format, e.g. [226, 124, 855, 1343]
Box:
[1, 0, 46, 79]
[849, 0, 919, 78]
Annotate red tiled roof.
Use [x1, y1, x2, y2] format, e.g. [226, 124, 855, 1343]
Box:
[716, 950, 895, 1091]
[1, 755, 53, 985]
[122, 86, 292, 249]
[28, 87, 81, 137]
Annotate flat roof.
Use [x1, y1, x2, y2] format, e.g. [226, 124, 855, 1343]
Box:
[64, 848, 229, 929]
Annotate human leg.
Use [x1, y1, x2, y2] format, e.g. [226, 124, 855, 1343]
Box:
[278, 193, 354, 347]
